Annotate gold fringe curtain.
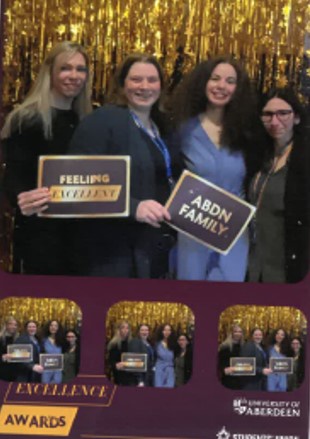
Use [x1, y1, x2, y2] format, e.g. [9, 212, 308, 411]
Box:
[2, 0, 310, 107]
[218, 305, 307, 344]
[106, 301, 194, 339]
[0, 297, 82, 331]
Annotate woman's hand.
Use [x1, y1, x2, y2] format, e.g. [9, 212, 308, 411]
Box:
[224, 366, 235, 375]
[2, 353, 12, 362]
[262, 367, 273, 375]
[136, 200, 171, 228]
[115, 362, 125, 370]
[17, 187, 51, 216]
[32, 364, 44, 374]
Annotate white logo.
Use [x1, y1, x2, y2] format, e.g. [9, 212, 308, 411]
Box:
[233, 398, 247, 415]
[216, 426, 230, 439]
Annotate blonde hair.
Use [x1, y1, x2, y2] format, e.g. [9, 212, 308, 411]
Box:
[107, 320, 132, 351]
[219, 324, 244, 352]
[0, 316, 19, 340]
[1, 41, 92, 140]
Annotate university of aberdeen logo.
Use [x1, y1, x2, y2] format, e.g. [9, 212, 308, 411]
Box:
[233, 398, 247, 415]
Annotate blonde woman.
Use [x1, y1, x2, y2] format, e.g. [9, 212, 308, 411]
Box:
[218, 324, 244, 389]
[1, 41, 92, 275]
[107, 321, 135, 386]
[0, 316, 19, 381]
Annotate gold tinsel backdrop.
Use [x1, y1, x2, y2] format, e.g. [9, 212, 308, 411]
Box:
[1, 0, 310, 270]
[2, 0, 310, 108]
[105, 301, 194, 340]
[218, 305, 307, 344]
[0, 297, 82, 332]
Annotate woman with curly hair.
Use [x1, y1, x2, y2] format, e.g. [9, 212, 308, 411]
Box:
[172, 56, 262, 281]
[267, 328, 291, 392]
[41, 320, 65, 384]
[154, 324, 176, 388]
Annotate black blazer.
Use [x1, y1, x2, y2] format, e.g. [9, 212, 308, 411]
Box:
[69, 105, 169, 214]
[240, 341, 267, 391]
[68, 105, 176, 278]
[14, 334, 42, 382]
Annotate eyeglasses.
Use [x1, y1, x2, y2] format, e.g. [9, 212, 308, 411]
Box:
[261, 109, 293, 123]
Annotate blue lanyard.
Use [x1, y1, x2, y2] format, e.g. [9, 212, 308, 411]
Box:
[130, 110, 174, 187]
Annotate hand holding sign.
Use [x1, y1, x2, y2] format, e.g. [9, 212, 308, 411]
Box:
[165, 170, 256, 255]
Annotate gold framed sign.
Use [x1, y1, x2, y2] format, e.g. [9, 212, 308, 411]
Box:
[121, 353, 147, 372]
[37, 155, 130, 218]
[165, 170, 256, 255]
[269, 357, 293, 374]
[40, 354, 64, 371]
[230, 357, 256, 376]
[7, 344, 33, 363]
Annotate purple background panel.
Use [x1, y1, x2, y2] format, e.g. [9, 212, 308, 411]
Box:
[0, 269, 308, 438]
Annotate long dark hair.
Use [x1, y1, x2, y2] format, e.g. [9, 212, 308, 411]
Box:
[64, 329, 80, 376]
[175, 333, 191, 357]
[43, 320, 65, 348]
[156, 324, 176, 352]
[173, 56, 259, 151]
[268, 328, 291, 356]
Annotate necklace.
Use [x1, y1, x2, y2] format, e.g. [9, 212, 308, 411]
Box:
[252, 141, 292, 210]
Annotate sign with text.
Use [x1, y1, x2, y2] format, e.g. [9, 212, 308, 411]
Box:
[7, 344, 33, 362]
[165, 170, 256, 254]
[121, 353, 147, 372]
[37, 155, 130, 218]
[269, 357, 293, 374]
[40, 354, 64, 371]
[230, 357, 256, 375]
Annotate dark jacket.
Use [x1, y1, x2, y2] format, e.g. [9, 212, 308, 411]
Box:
[240, 341, 268, 391]
[14, 334, 43, 383]
[69, 105, 176, 278]
[284, 130, 310, 282]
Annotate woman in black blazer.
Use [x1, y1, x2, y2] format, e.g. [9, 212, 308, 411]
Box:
[241, 328, 272, 391]
[69, 53, 176, 278]
[14, 320, 44, 383]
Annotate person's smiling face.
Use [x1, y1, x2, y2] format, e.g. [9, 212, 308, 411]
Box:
[205, 62, 237, 108]
[51, 51, 88, 101]
[123, 62, 161, 112]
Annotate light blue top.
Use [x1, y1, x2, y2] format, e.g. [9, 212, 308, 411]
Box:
[176, 117, 248, 281]
[41, 337, 62, 384]
[154, 342, 175, 388]
[267, 346, 287, 392]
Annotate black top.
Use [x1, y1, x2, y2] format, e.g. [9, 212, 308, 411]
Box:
[0, 335, 18, 382]
[218, 343, 242, 390]
[2, 108, 79, 274]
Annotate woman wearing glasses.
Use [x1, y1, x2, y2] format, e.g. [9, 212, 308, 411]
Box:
[248, 88, 310, 283]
